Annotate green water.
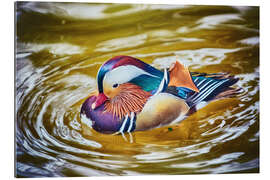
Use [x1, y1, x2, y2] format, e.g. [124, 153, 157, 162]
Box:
[15, 2, 259, 177]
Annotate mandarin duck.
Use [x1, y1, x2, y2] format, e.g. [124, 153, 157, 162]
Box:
[80, 56, 239, 134]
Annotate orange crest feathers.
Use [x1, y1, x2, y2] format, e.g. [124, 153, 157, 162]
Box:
[168, 61, 199, 92]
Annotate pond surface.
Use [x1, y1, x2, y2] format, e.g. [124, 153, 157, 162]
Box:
[15, 2, 259, 177]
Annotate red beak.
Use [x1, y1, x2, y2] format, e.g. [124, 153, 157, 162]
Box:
[92, 93, 108, 110]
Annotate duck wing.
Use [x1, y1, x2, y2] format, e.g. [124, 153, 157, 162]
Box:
[186, 72, 239, 107]
[167, 61, 239, 107]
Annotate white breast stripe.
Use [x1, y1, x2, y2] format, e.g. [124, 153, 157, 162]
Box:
[154, 69, 168, 96]
[164, 68, 168, 83]
[194, 79, 229, 104]
[193, 77, 198, 83]
[127, 112, 135, 132]
[154, 79, 164, 95]
[119, 114, 129, 133]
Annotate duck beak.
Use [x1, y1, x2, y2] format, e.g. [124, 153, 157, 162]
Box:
[92, 93, 108, 110]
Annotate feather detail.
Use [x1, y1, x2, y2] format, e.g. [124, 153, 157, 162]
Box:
[214, 87, 242, 99]
[104, 83, 151, 119]
[168, 61, 199, 92]
[186, 73, 239, 106]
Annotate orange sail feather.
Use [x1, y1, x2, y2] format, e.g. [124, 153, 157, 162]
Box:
[168, 61, 199, 92]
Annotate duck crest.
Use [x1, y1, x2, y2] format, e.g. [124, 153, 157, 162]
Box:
[97, 55, 164, 93]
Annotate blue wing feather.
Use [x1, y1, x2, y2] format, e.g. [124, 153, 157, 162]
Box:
[176, 87, 193, 99]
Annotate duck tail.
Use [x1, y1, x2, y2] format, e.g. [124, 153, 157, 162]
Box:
[186, 72, 241, 107]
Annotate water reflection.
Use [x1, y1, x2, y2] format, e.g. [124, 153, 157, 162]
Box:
[17, 42, 85, 55]
[153, 48, 243, 69]
[96, 34, 148, 52]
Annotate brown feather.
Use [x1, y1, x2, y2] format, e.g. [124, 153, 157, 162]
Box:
[104, 83, 151, 119]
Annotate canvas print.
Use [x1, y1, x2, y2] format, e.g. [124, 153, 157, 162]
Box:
[15, 1, 259, 177]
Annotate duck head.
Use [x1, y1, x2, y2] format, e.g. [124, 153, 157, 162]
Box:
[91, 55, 166, 118]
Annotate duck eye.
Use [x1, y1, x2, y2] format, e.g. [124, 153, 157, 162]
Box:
[112, 83, 119, 88]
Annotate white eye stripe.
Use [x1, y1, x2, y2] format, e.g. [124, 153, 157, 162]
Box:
[103, 65, 159, 87]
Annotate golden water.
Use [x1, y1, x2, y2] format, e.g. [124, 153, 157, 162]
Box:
[15, 2, 259, 177]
